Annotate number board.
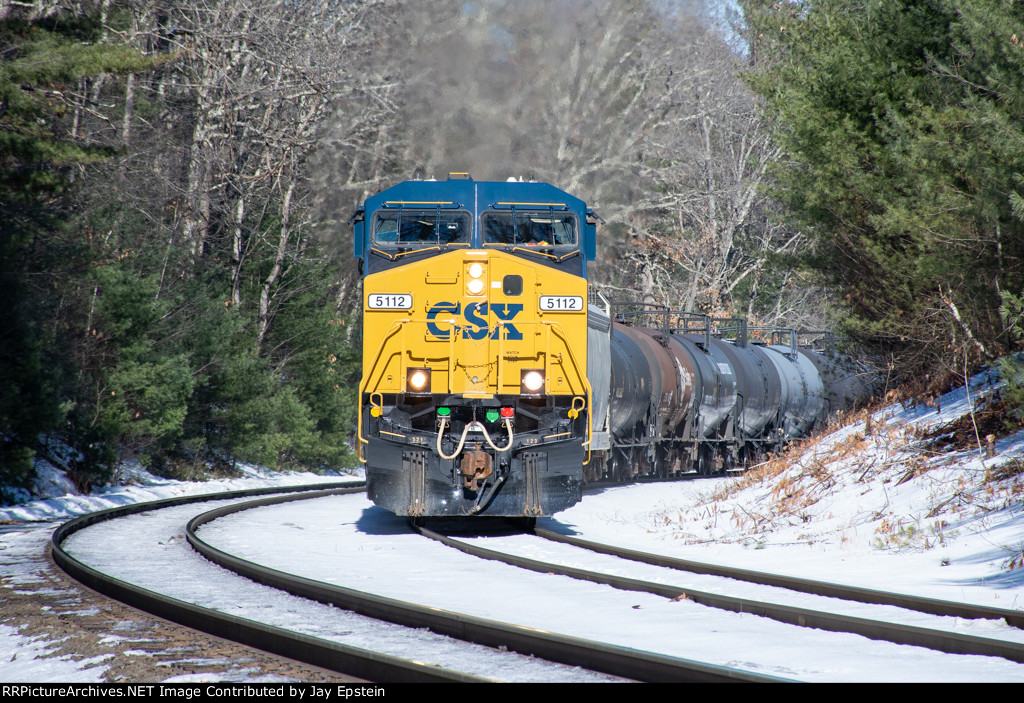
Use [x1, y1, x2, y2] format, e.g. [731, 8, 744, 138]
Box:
[367, 293, 413, 310]
[539, 295, 584, 312]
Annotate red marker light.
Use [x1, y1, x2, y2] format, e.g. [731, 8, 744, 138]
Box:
[500, 406, 514, 418]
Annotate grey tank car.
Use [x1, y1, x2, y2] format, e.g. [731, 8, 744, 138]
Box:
[585, 301, 879, 481]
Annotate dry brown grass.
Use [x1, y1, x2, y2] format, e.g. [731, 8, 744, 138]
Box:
[1006, 546, 1024, 571]
[661, 391, 1024, 556]
[922, 396, 1022, 452]
[989, 457, 1024, 483]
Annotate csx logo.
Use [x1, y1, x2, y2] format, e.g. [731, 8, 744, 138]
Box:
[426, 301, 524, 340]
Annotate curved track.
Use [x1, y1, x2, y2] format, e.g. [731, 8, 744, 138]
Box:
[51, 483, 487, 683]
[533, 527, 1024, 628]
[55, 483, 1024, 681]
[186, 490, 787, 683]
[410, 521, 1024, 665]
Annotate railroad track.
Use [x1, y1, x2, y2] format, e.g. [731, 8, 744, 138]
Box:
[533, 527, 1024, 628]
[185, 490, 786, 682]
[409, 519, 1024, 665]
[51, 483, 487, 683]
[57, 485, 1023, 681]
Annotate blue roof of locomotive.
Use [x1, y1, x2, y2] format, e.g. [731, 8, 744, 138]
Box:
[354, 177, 596, 263]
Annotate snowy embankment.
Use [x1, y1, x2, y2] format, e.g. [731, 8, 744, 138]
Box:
[0, 461, 360, 524]
[556, 369, 1024, 611]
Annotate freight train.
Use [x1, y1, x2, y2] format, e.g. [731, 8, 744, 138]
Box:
[352, 175, 877, 518]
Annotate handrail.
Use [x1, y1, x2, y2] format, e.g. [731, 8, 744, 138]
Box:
[545, 321, 593, 464]
[357, 319, 409, 462]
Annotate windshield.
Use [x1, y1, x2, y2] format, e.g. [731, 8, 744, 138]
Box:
[482, 211, 578, 247]
[372, 210, 470, 246]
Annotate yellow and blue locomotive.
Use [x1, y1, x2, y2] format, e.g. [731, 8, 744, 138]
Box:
[353, 175, 599, 517]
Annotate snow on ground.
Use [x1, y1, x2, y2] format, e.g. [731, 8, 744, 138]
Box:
[0, 622, 110, 682]
[553, 371, 1024, 611]
[1, 369, 1023, 681]
[191, 492, 1024, 681]
[61, 498, 625, 683]
[0, 459, 359, 524]
[0, 463, 361, 683]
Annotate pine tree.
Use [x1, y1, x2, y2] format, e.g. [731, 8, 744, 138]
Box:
[1, 8, 159, 494]
[740, 0, 1024, 379]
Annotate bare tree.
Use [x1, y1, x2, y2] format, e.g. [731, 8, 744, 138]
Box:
[352, 2, 814, 323]
[142, 0, 393, 350]
[382, 1, 684, 207]
[625, 32, 772, 313]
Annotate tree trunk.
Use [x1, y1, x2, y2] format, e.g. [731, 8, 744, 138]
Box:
[257, 181, 295, 351]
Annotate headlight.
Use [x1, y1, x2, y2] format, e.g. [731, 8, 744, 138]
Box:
[521, 369, 545, 395]
[406, 368, 431, 394]
[466, 261, 486, 296]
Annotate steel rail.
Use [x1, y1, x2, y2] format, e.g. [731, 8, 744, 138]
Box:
[414, 524, 1024, 664]
[187, 493, 788, 682]
[51, 482, 486, 683]
[534, 527, 1024, 629]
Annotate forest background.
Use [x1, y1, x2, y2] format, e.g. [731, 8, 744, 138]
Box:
[2, 0, 1022, 497]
